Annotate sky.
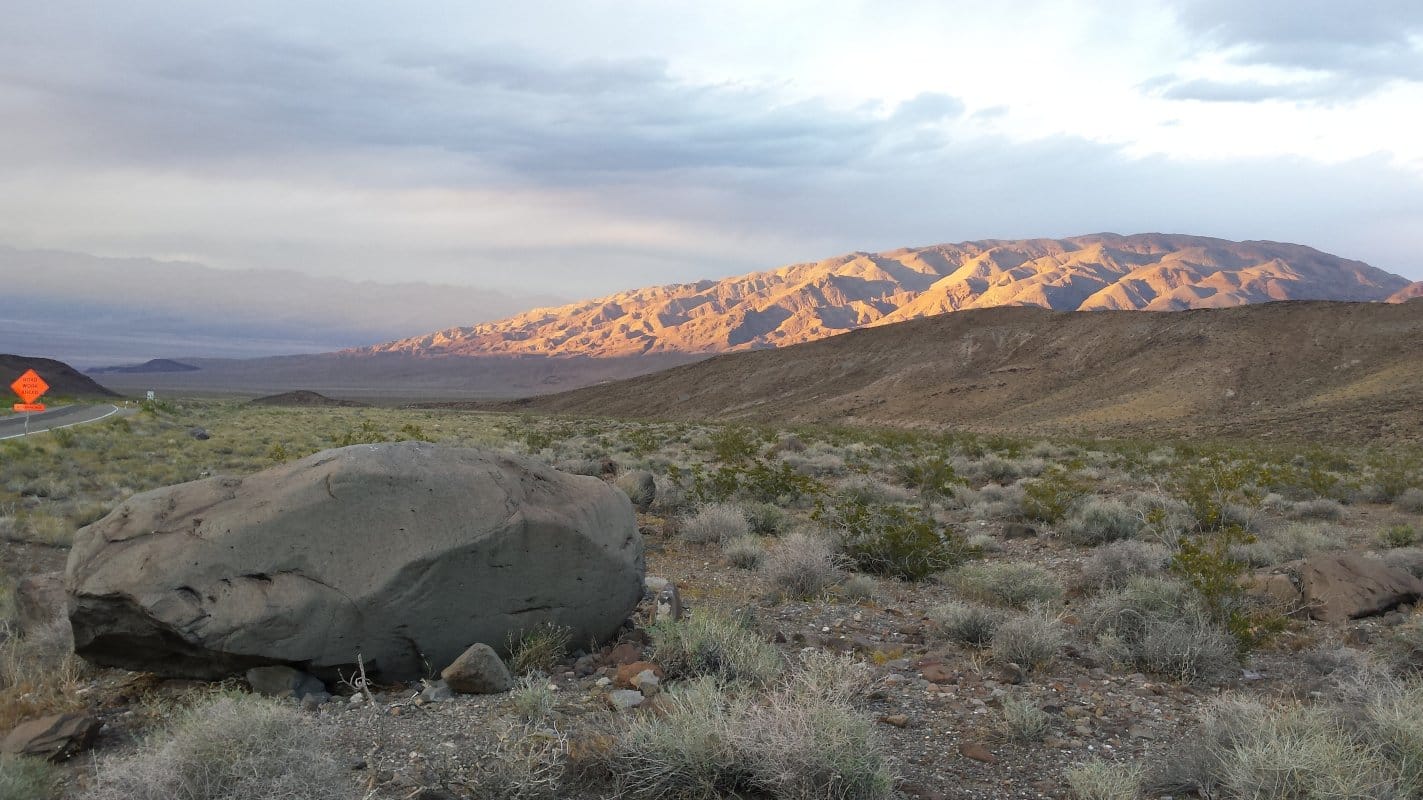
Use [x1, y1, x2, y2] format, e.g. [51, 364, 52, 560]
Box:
[1, 0, 1420, 299]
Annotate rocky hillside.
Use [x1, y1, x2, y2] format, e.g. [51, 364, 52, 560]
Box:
[497, 299, 1423, 442]
[1389, 282, 1423, 303]
[1, 354, 119, 399]
[363, 233, 1409, 358]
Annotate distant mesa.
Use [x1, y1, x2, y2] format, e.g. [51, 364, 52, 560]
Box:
[89, 358, 200, 375]
[1, 355, 119, 399]
[358, 233, 1412, 360]
[250, 390, 368, 408]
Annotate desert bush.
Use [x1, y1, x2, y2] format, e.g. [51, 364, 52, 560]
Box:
[995, 694, 1050, 743]
[926, 600, 1002, 646]
[605, 678, 893, 800]
[507, 622, 572, 676]
[0, 618, 84, 730]
[968, 482, 1026, 519]
[816, 498, 965, 581]
[651, 475, 691, 515]
[1126, 492, 1195, 540]
[650, 612, 782, 687]
[838, 475, 916, 505]
[785, 650, 876, 707]
[893, 456, 964, 506]
[1023, 467, 1090, 524]
[1287, 497, 1347, 521]
[965, 532, 1002, 553]
[1230, 522, 1345, 567]
[1067, 760, 1143, 800]
[1061, 498, 1143, 546]
[511, 673, 557, 723]
[1078, 540, 1170, 592]
[1381, 524, 1420, 549]
[1385, 548, 1423, 579]
[681, 503, 751, 544]
[989, 606, 1065, 670]
[1081, 576, 1237, 685]
[946, 561, 1063, 608]
[763, 531, 840, 599]
[722, 536, 766, 569]
[81, 692, 348, 800]
[469, 722, 568, 800]
[839, 574, 878, 602]
[1398, 488, 1423, 514]
[0, 755, 61, 800]
[742, 502, 787, 535]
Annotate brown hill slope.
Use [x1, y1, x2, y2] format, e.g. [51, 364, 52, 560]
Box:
[497, 301, 1423, 442]
[364, 233, 1408, 359]
[1, 355, 119, 400]
[1389, 282, 1423, 303]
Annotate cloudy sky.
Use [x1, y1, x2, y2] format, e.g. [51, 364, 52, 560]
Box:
[2, 0, 1421, 299]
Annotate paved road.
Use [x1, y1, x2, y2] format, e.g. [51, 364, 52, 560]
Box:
[0, 404, 124, 440]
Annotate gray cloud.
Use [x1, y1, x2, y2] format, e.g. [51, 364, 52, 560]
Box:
[1152, 0, 1423, 102]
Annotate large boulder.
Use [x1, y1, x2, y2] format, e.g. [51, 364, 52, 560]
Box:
[1250, 552, 1423, 623]
[66, 443, 644, 681]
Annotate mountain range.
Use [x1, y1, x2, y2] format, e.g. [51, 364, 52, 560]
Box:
[362, 233, 1412, 359]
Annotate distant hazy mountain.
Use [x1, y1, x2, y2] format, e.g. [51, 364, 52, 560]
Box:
[361, 233, 1410, 359]
[1390, 282, 1423, 303]
[0, 246, 563, 365]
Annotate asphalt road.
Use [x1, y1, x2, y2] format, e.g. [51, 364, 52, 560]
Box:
[0, 404, 124, 440]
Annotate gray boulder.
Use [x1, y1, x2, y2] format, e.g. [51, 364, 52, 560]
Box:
[441, 642, 512, 694]
[246, 665, 329, 702]
[66, 442, 644, 681]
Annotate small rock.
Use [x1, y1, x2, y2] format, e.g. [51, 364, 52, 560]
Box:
[654, 583, 683, 623]
[1, 713, 102, 762]
[419, 680, 454, 703]
[595, 677, 612, 688]
[958, 742, 998, 764]
[440, 643, 512, 694]
[633, 670, 661, 696]
[246, 665, 329, 701]
[573, 654, 599, 677]
[1002, 523, 1037, 539]
[608, 689, 646, 710]
[616, 661, 665, 689]
[879, 714, 910, 728]
[921, 664, 954, 684]
[606, 641, 644, 666]
[301, 694, 324, 712]
[188, 427, 210, 440]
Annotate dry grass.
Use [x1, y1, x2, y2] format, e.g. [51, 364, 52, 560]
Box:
[0, 618, 86, 731]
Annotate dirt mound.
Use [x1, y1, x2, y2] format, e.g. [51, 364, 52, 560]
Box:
[499, 300, 1423, 443]
[250, 390, 368, 407]
[0, 354, 119, 399]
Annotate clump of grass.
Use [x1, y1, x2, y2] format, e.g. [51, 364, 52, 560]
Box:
[722, 536, 766, 570]
[995, 694, 1050, 742]
[763, 531, 840, 600]
[510, 673, 557, 723]
[1385, 548, 1423, 579]
[1081, 576, 1238, 685]
[469, 721, 569, 800]
[1395, 488, 1423, 514]
[650, 612, 782, 687]
[1287, 498, 1347, 521]
[1067, 760, 1143, 800]
[1078, 540, 1170, 592]
[605, 678, 893, 800]
[680, 503, 750, 544]
[926, 600, 1002, 646]
[1061, 498, 1143, 546]
[81, 692, 348, 800]
[0, 618, 85, 731]
[839, 574, 878, 602]
[1382, 524, 1420, 549]
[1231, 522, 1345, 567]
[507, 622, 573, 676]
[945, 561, 1063, 608]
[0, 755, 62, 800]
[989, 606, 1065, 670]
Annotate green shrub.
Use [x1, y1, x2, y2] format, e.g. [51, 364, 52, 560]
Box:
[1081, 576, 1238, 685]
[650, 612, 782, 687]
[1382, 524, 1420, 549]
[1023, 467, 1089, 523]
[946, 561, 1062, 608]
[81, 692, 348, 800]
[815, 498, 965, 581]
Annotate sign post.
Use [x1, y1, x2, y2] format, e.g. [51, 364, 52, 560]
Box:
[10, 369, 50, 436]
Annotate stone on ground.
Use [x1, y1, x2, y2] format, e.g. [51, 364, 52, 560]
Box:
[66, 442, 644, 681]
[1, 713, 102, 762]
[441, 642, 512, 694]
[246, 665, 329, 701]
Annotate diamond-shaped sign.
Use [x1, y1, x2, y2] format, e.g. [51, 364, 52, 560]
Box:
[10, 369, 49, 404]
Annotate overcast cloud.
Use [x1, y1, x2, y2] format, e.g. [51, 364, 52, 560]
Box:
[0, 0, 1419, 299]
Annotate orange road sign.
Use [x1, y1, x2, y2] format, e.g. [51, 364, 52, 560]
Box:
[10, 369, 49, 404]
[12, 403, 45, 412]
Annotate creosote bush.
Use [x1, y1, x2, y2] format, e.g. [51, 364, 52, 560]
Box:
[815, 497, 965, 581]
[81, 692, 348, 800]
